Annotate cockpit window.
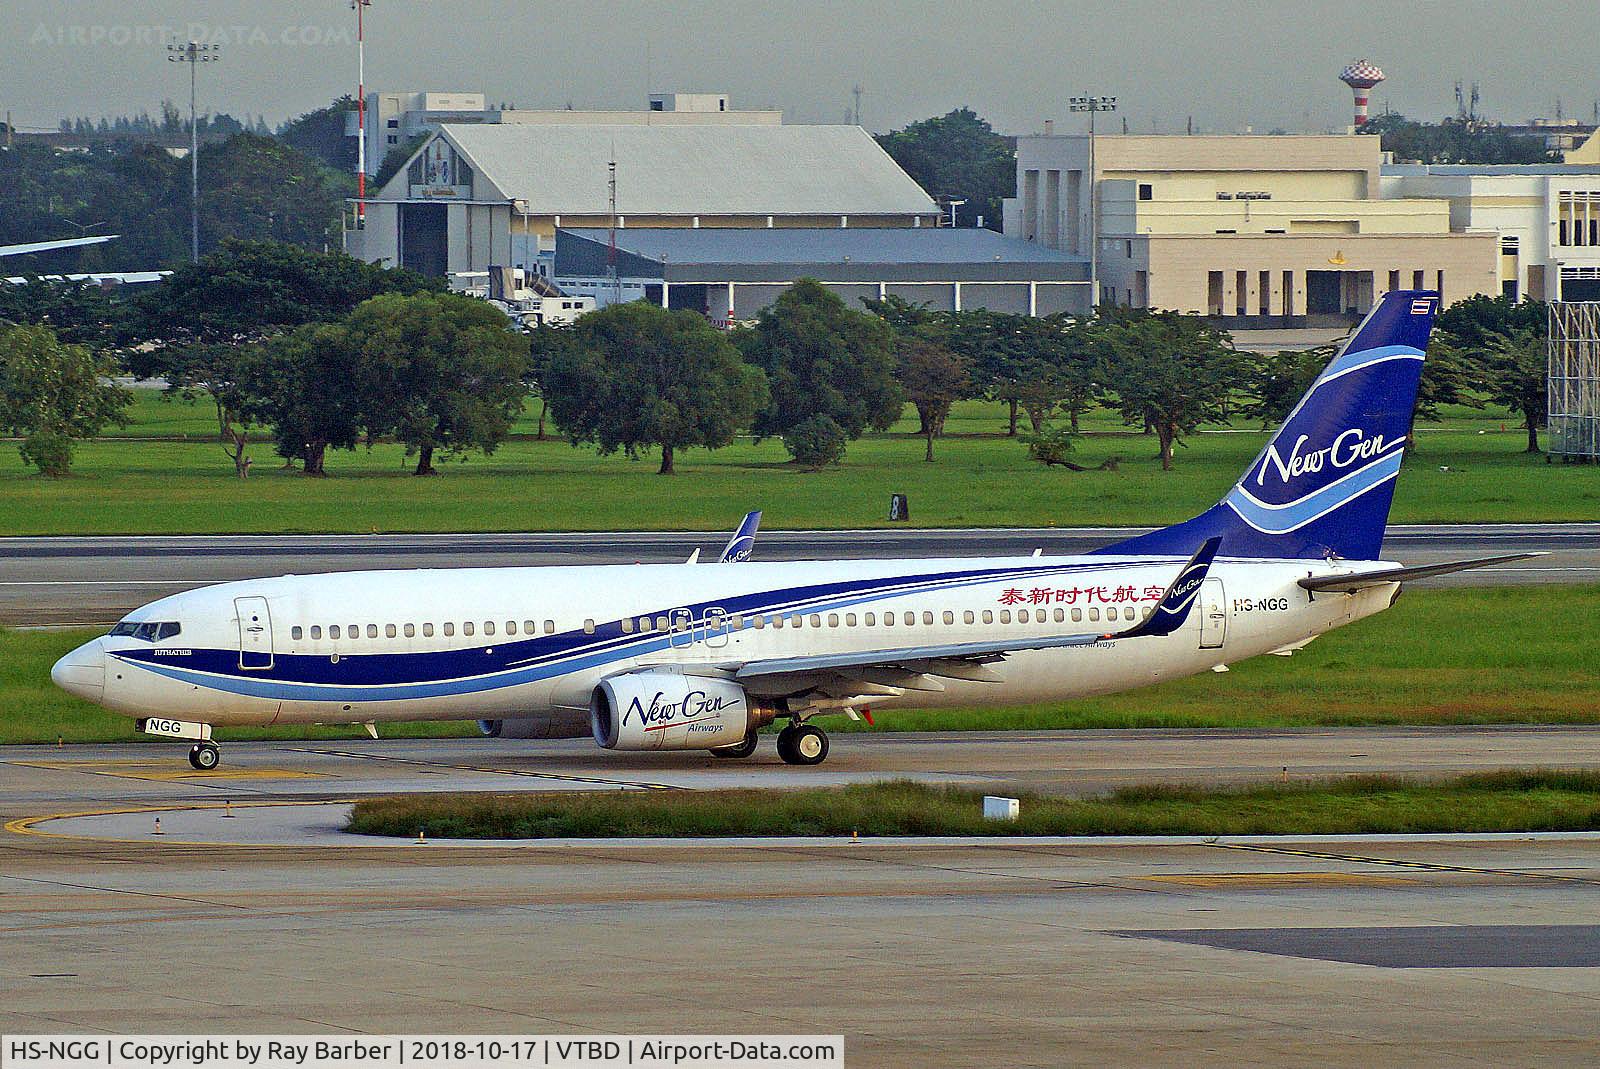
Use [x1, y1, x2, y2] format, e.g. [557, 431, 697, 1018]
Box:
[109, 621, 181, 642]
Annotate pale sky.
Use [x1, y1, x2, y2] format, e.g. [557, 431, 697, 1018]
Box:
[4, 1, 1595, 136]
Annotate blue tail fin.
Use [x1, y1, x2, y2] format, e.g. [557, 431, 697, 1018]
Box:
[1098, 290, 1439, 561]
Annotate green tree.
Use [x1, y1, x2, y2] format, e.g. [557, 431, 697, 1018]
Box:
[876, 108, 1016, 228]
[347, 292, 532, 474]
[545, 301, 767, 474]
[242, 323, 364, 476]
[0, 323, 130, 475]
[0, 277, 123, 347]
[1244, 345, 1328, 428]
[126, 240, 440, 472]
[739, 280, 901, 453]
[197, 132, 351, 252]
[1101, 312, 1242, 470]
[894, 331, 969, 461]
[1482, 327, 1548, 452]
[1361, 113, 1557, 166]
[276, 96, 358, 172]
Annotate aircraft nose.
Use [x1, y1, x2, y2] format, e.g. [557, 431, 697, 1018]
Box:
[52, 638, 106, 703]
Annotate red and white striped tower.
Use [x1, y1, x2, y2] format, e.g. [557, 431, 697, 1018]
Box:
[1340, 60, 1385, 128]
[353, 0, 371, 225]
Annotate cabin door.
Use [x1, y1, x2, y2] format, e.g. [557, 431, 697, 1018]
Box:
[235, 596, 274, 670]
[1198, 578, 1227, 650]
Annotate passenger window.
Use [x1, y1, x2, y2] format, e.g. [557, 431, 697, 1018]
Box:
[999, 610, 1011, 624]
[753, 615, 765, 629]
[730, 615, 744, 630]
[404, 623, 415, 638]
[524, 620, 536, 634]
[484, 622, 495, 636]
[1072, 608, 1083, 623]
[904, 612, 916, 626]
[1126, 606, 1138, 621]
[809, 614, 822, 628]
[639, 617, 653, 632]
[463, 622, 475, 637]
[621, 618, 635, 634]
[385, 624, 397, 638]
[1054, 608, 1065, 623]
[422, 623, 434, 637]
[443, 622, 455, 637]
[367, 624, 379, 638]
[865, 612, 876, 626]
[845, 613, 857, 627]
[827, 613, 839, 628]
[310, 625, 322, 640]
[583, 619, 596, 634]
[963, 610, 975, 624]
[505, 621, 517, 636]
[658, 617, 670, 631]
[772, 615, 784, 629]
[942, 611, 954, 625]
[1018, 609, 1030, 623]
[292, 626, 304, 640]
[922, 611, 934, 626]
[1089, 608, 1100, 622]
[982, 610, 994, 624]
[349, 623, 359, 638]
[544, 620, 555, 634]
[330, 625, 341, 639]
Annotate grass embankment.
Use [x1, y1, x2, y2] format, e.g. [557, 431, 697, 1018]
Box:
[346, 772, 1600, 839]
[8, 584, 1600, 744]
[0, 391, 1587, 535]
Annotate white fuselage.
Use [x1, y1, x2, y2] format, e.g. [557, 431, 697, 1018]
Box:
[59, 554, 1398, 733]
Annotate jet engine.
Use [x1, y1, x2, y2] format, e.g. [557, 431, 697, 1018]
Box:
[590, 672, 774, 751]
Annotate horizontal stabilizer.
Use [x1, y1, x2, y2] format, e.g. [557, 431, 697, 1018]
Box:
[1297, 552, 1543, 592]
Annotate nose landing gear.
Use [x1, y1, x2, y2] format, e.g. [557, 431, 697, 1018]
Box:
[776, 722, 828, 766]
[188, 742, 221, 771]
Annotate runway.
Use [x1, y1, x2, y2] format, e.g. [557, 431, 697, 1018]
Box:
[3, 729, 1599, 1062]
[3, 523, 1596, 627]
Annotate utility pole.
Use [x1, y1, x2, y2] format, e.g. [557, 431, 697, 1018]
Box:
[852, 85, 863, 127]
[167, 39, 219, 263]
[607, 154, 620, 306]
[353, 0, 371, 227]
[1069, 93, 1117, 309]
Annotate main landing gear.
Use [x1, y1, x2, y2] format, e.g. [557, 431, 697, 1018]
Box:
[776, 722, 828, 766]
[188, 742, 221, 771]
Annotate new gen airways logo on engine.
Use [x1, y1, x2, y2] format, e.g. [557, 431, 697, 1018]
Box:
[624, 689, 736, 731]
[1255, 428, 1400, 488]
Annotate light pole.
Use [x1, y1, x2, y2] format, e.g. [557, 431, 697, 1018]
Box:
[167, 39, 220, 263]
[353, 0, 371, 227]
[1068, 93, 1116, 308]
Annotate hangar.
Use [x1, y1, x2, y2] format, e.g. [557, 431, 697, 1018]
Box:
[347, 122, 940, 278]
[552, 226, 1091, 319]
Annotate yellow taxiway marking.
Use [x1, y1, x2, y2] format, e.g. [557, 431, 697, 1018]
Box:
[4, 799, 360, 847]
[1139, 871, 1419, 888]
[10, 760, 324, 782]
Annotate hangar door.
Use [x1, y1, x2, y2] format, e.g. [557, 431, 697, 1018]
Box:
[399, 203, 448, 277]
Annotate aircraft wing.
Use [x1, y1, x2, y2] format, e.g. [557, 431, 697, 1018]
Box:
[0, 235, 118, 258]
[1297, 552, 1543, 593]
[729, 537, 1220, 698]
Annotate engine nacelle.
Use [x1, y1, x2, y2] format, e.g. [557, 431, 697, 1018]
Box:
[590, 672, 768, 751]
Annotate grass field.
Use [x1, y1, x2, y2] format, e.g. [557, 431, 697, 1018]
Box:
[7, 584, 1597, 745]
[0, 390, 1588, 535]
[345, 772, 1600, 839]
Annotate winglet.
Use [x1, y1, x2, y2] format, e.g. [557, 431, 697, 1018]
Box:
[1111, 537, 1221, 639]
[719, 510, 762, 563]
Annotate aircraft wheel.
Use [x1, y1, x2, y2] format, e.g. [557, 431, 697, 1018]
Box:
[188, 742, 220, 771]
[709, 731, 759, 759]
[777, 723, 828, 766]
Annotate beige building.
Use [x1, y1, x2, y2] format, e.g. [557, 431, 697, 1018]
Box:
[1003, 134, 1498, 320]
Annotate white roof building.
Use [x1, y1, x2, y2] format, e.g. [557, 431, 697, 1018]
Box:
[348, 123, 939, 278]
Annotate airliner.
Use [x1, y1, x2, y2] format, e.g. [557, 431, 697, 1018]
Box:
[52, 290, 1531, 770]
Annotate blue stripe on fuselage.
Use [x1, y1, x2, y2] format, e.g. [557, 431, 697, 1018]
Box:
[110, 558, 1173, 703]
